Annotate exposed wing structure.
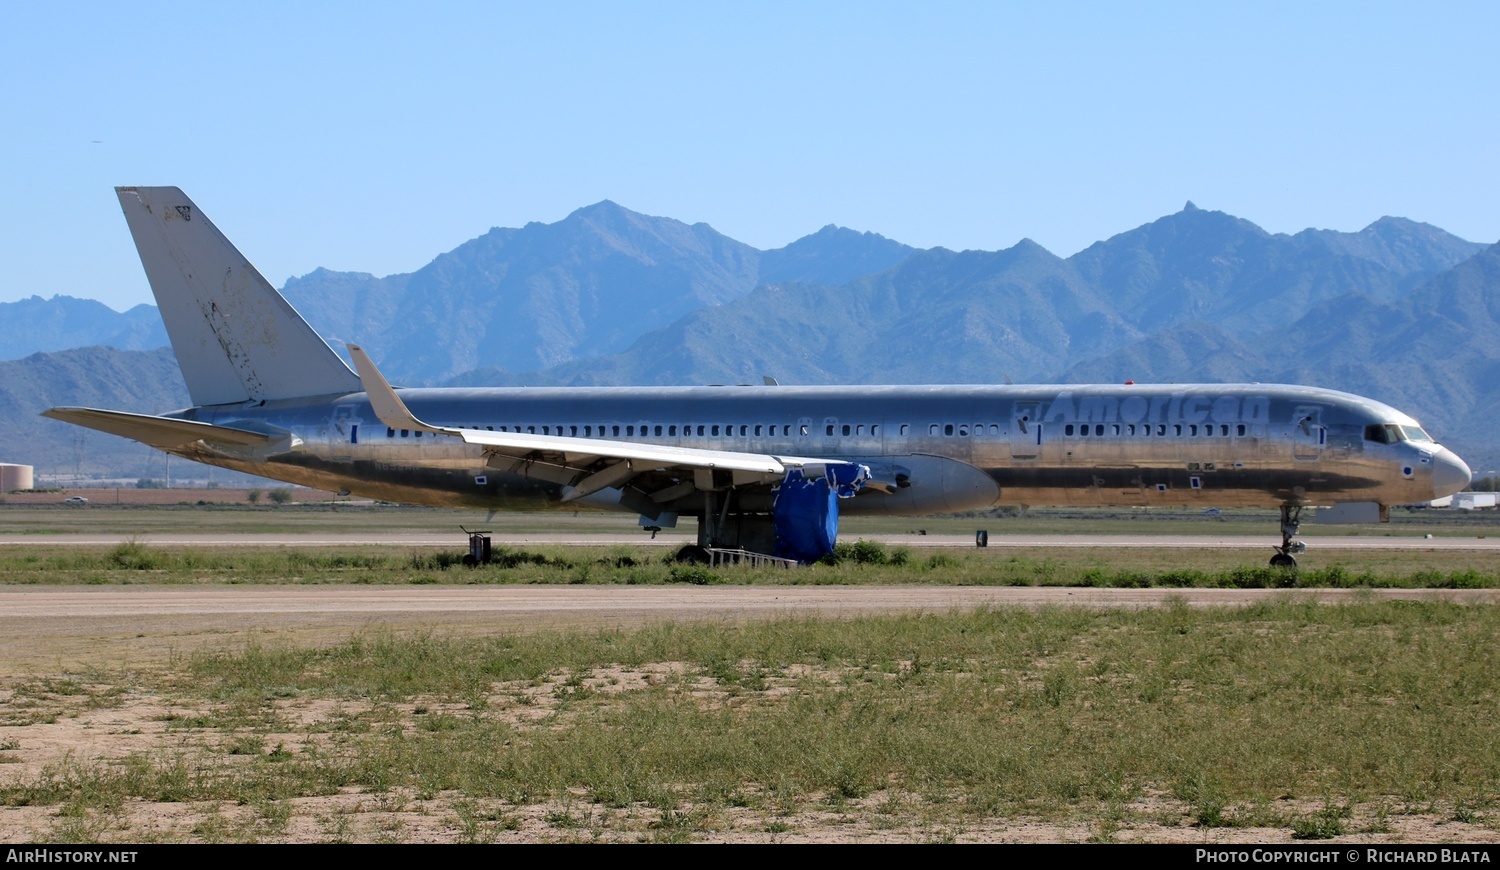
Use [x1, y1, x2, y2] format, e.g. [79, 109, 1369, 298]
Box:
[348, 345, 849, 502]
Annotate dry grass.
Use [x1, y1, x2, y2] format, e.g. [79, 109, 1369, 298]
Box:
[2, 604, 1498, 843]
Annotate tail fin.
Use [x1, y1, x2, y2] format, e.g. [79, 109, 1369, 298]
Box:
[115, 187, 362, 406]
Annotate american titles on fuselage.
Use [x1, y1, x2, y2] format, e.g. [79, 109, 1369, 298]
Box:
[1040, 392, 1271, 426]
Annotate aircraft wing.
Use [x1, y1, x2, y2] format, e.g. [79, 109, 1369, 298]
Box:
[349, 345, 850, 502]
[41, 407, 276, 449]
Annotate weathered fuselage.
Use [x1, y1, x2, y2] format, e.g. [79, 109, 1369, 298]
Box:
[166, 382, 1470, 517]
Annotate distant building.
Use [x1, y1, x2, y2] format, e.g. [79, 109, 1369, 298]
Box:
[1, 463, 35, 491]
[1452, 492, 1498, 511]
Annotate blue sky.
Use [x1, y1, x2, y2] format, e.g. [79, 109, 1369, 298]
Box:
[2, 1, 1497, 311]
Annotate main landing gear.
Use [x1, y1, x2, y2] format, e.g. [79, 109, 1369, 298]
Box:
[1270, 505, 1305, 568]
[674, 545, 712, 565]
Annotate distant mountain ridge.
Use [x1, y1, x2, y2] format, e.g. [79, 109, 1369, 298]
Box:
[1070, 204, 1478, 334]
[282, 201, 916, 379]
[485, 206, 1484, 388]
[0, 296, 167, 360]
[2, 202, 917, 380]
[0, 347, 187, 479]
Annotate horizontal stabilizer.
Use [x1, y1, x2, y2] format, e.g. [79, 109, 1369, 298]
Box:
[42, 407, 274, 449]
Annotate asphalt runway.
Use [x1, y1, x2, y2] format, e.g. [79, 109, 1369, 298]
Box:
[6, 532, 1500, 550]
[2, 583, 1497, 676]
[3, 530, 1496, 673]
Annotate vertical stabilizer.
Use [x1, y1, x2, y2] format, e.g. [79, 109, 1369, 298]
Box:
[115, 187, 362, 406]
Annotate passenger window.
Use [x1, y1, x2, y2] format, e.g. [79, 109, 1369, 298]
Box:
[826, 425, 834, 436]
[754, 425, 762, 436]
[1065, 424, 1076, 436]
[944, 424, 954, 436]
[842, 424, 851, 436]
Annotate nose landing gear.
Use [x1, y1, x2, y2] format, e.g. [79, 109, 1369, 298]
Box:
[1270, 505, 1305, 568]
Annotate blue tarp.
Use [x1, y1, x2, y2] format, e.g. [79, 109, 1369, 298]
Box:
[772, 463, 870, 563]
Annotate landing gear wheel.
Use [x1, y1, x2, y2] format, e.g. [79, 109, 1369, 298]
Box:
[674, 545, 712, 565]
[1270, 505, 1305, 571]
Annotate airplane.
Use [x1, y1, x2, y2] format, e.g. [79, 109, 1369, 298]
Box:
[44, 187, 1473, 567]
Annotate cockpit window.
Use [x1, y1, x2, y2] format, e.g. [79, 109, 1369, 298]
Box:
[1365, 423, 1435, 444]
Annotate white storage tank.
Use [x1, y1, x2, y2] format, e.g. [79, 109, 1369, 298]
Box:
[1, 463, 35, 492]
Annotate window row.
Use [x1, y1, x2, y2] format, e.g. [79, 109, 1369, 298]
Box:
[389, 423, 801, 439]
[929, 424, 1003, 437]
[1062, 422, 1251, 438]
[383, 422, 924, 439]
[379, 421, 1273, 442]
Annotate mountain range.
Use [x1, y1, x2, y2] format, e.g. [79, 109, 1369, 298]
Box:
[2, 199, 1495, 481]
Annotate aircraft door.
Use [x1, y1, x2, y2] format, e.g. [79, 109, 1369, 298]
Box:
[331, 404, 361, 461]
[821, 416, 839, 451]
[1010, 402, 1043, 460]
[1291, 405, 1325, 460]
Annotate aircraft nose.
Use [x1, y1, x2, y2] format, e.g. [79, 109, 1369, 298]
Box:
[1430, 448, 1472, 499]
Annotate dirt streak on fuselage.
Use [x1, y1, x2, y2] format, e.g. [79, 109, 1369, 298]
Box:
[167, 382, 1467, 516]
